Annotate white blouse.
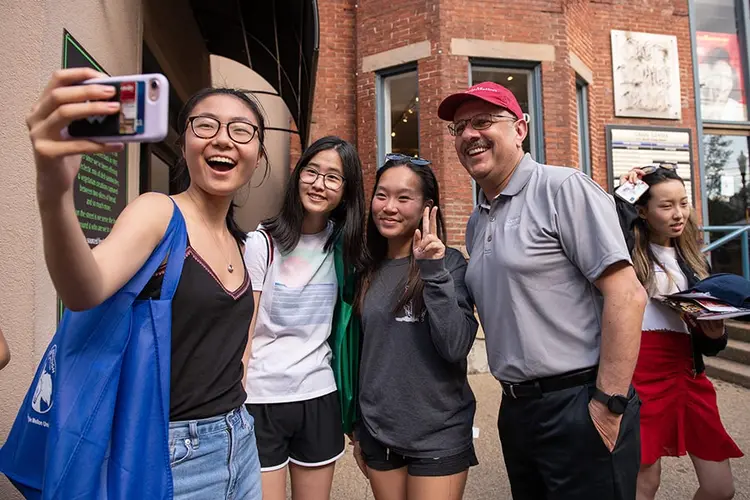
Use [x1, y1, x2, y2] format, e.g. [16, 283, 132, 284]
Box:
[642, 243, 689, 334]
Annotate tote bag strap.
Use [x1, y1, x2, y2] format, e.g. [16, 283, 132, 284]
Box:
[158, 204, 187, 301]
[120, 197, 187, 299]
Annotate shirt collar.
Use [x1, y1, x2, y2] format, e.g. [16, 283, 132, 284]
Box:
[477, 153, 536, 208]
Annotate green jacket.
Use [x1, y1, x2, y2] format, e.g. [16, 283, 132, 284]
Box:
[329, 238, 360, 434]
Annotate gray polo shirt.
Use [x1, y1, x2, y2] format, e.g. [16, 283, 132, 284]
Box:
[465, 154, 631, 383]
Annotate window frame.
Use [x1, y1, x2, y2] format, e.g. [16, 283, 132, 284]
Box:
[576, 77, 592, 177]
[469, 59, 544, 205]
[376, 63, 420, 167]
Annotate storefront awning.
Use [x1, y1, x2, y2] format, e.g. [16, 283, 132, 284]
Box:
[191, 0, 320, 147]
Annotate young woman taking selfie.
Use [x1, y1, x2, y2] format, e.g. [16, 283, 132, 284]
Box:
[27, 68, 267, 498]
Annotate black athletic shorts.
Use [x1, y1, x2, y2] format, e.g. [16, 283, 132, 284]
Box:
[245, 391, 345, 471]
[357, 422, 478, 477]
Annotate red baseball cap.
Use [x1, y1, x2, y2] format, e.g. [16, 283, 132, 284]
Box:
[437, 82, 524, 121]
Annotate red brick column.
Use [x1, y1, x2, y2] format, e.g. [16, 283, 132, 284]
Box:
[309, 0, 357, 145]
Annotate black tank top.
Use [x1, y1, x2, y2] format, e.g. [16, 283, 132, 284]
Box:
[138, 241, 253, 421]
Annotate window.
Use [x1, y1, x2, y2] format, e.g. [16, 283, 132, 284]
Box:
[693, 0, 750, 272]
[576, 79, 591, 176]
[471, 65, 541, 157]
[377, 67, 419, 163]
[695, 0, 749, 123]
[703, 133, 750, 275]
[470, 62, 543, 203]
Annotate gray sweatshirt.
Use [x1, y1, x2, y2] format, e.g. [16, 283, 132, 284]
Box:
[358, 247, 479, 458]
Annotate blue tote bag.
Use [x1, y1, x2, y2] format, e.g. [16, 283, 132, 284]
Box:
[0, 200, 187, 499]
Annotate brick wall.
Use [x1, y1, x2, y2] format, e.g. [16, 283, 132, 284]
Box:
[308, 0, 702, 243]
[355, 1, 432, 197]
[308, 0, 358, 145]
[564, 0, 591, 174]
[289, 116, 302, 171]
[583, 0, 700, 218]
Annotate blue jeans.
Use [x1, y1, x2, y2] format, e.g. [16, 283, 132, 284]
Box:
[169, 406, 262, 499]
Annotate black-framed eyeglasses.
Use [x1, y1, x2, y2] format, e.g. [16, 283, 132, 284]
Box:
[187, 116, 259, 144]
[448, 113, 518, 136]
[384, 153, 432, 166]
[641, 162, 678, 175]
[299, 166, 346, 191]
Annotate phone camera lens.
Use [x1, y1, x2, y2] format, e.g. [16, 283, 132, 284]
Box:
[147, 79, 161, 102]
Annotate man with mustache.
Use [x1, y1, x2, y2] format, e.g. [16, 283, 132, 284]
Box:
[437, 82, 647, 499]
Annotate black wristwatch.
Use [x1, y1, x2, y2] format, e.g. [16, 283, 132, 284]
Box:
[592, 388, 629, 415]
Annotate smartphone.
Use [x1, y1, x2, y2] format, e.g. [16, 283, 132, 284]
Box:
[65, 73, 169, 143]
[615, 180, 649, 204]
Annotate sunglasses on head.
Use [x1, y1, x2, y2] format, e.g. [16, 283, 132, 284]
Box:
[383, 153, 432, 166]
[641, 162, 678, 175]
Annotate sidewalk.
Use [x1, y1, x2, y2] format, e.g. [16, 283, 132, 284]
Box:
[329, 373, 750, 499]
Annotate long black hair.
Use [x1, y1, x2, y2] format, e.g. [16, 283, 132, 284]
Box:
[173, 88, 269, 245]
[356, 157, 446, 315]
[262, 135, 367, 272]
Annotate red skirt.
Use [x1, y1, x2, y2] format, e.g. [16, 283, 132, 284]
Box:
[632, 330, 744, 465]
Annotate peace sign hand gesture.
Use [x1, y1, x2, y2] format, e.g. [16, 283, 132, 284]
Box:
[413, 206, 445, 260]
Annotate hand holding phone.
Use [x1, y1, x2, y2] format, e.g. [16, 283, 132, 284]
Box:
[28, 69, 170, 202]
[64, 73, 169, 144]
[619, 167, 648, 186]
[615, 180, 649, 204]
[28, 68, 124, 198]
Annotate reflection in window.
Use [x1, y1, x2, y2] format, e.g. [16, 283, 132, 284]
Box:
[576, 79, 591, 176]
[380, 70, 419, 158]
[704, 134, 750, 274]
[695, 0, 748, 122]
[705, 134, 749, 220]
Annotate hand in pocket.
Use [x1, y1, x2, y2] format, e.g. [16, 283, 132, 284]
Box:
[588, 399, 623, 452]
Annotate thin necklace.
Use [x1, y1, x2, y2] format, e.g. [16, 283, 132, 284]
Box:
[187, 191, 235, 273]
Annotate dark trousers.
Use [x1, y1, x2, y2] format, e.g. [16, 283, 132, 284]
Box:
[498, 381, 641, 500]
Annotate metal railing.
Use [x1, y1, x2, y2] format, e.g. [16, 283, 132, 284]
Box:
[702, 225, 750, 280]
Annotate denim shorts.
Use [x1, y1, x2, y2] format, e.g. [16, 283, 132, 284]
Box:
[169, 406, 262, 500]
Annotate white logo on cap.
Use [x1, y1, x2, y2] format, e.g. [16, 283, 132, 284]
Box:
[469, 86, 502, 94]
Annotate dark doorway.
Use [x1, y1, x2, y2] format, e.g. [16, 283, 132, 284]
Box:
[140, 43, 184, 195]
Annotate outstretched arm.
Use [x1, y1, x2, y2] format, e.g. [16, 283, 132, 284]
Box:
[29, 68, 172, 311]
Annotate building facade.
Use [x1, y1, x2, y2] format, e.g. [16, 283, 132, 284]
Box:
[307, 0, 750, 274]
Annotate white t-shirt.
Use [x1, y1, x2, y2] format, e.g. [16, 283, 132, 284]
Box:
[642, 243, 689, 334]
[243, 224, 338, 404]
